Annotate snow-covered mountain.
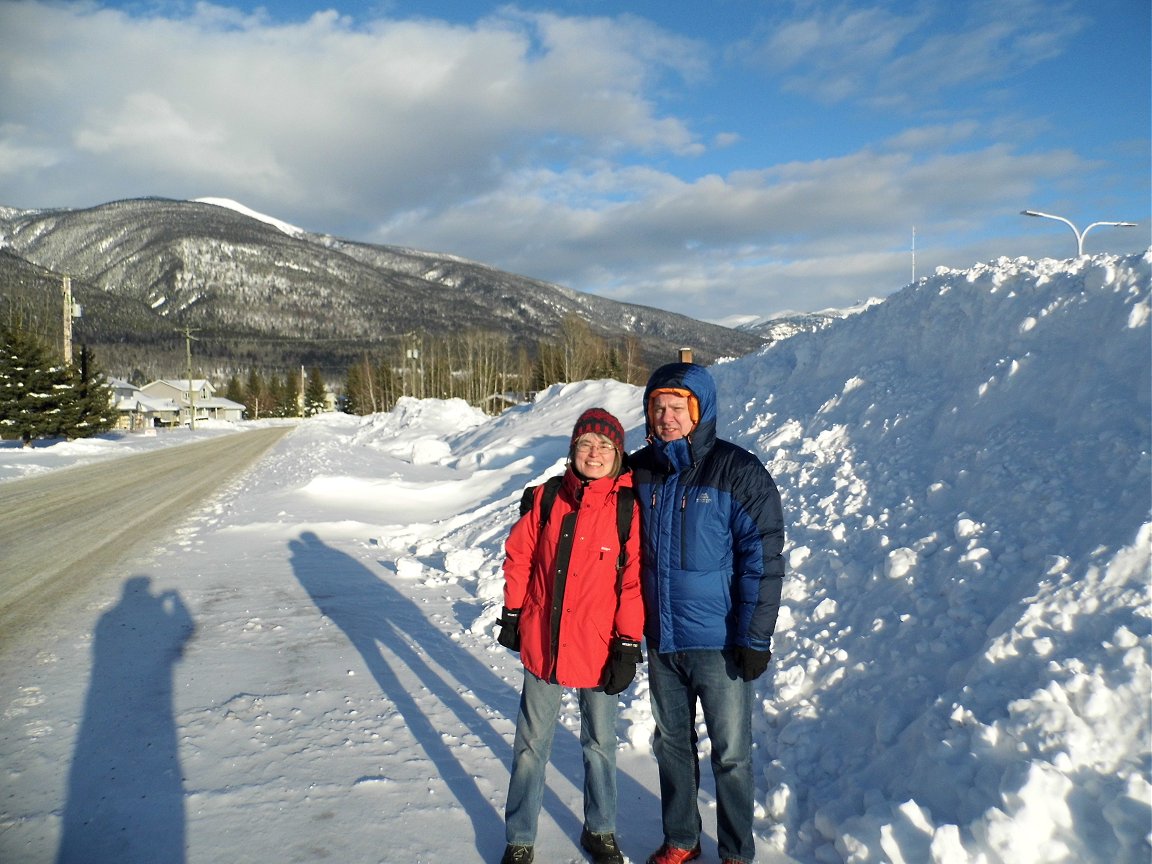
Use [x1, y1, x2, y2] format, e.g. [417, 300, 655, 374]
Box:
[0, 250, 1147, 864]
[0, 197, 764, 379]
[192, 197, 306, 238]
[736, 297, 885, 341]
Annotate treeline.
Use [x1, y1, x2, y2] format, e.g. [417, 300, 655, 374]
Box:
[219, 366, 329, 419]
[0, 303, 649, 446]
[339, 317, 646, 415]
[218, 318, 644, 419]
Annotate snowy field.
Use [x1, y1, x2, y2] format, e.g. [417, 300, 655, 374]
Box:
[0, 250, 1149, 864]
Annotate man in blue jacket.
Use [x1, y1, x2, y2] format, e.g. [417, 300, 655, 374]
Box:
[630, 362, 785, 864]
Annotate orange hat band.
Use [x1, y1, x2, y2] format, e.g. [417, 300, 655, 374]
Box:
[648, 387, 700, 424]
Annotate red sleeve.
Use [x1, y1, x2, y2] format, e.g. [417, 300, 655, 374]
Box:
[502, 491, 539, 609]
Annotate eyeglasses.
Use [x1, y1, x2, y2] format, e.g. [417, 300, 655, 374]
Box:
[574, 441, 617, 454]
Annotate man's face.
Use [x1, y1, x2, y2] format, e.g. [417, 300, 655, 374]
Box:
[649, 392, 695, 442]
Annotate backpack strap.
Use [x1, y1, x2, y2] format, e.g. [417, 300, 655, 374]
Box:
[518, 484, 536, 518]
[614, 486, 635, 590]
[519, 475, 563, 528]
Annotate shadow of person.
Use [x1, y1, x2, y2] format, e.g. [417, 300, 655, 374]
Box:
[56, 575, 195, 864]
[288, 530, 659, 859]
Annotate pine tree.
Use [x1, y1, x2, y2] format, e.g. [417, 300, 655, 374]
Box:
[282, 369, 301, 417]
[244, 369, 266, 419]
[0, 326, 80, 446]
[304, 367, 327, 416]
[71, 345, 116, 438]
[266, 373, 286, 418]
[342, 363, 364, 414]
[224, 374, 244, 405]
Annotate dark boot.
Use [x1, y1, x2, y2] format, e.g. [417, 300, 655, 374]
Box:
[580, 827, 625, 864]
[500, 844, 534, 864]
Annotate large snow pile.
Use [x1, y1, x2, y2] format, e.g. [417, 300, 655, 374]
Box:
[0, 251, 1147, 864]
[444, 250, 1151, 863]
[703, 251, 1151, 862]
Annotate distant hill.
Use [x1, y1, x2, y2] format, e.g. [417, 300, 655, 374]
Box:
[0, 197, 764, 381]
[735, 296, 884, 341]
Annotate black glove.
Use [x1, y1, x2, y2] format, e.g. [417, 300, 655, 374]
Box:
[734, 646, 772, 682]
[497, 607, 521, 652]
[602, 637, 643, 695]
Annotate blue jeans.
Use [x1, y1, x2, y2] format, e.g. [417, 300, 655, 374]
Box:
[505, 670, 619, 845]
[648, 649, 755, 863]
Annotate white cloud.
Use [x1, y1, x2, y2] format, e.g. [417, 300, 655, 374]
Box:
[367, 143, 1098, 320]
[0, 0, 1143, 323]
[746, 0, 1086, 108]
[0, 3, 703, 213]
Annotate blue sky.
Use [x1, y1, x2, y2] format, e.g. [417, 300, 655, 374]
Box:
[0, 0, 1147, 322]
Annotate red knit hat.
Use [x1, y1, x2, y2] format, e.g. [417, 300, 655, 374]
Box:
[571, 407, 625, 452]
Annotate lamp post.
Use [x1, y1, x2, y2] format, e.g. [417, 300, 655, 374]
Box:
[1020, 209, 1138, 256]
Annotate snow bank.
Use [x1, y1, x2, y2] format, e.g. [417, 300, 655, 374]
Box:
[708, 251, 1151, 862]
[1, 251, 1147, 864]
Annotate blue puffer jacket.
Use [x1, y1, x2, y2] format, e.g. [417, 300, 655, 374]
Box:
[631, 362, 785, 653]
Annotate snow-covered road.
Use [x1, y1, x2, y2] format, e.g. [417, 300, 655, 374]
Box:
[0, 426, 289, 640]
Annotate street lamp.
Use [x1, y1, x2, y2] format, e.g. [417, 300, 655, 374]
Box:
[1020, 209, 1138, 256]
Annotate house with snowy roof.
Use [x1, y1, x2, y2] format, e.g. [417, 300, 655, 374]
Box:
[140, 379, 246, 425]
[104, 377, 181, 430]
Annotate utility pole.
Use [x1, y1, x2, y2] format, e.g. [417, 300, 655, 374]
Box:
[405, 332, 420, 399]
[62, 277, 74, 364]
[180, 327, 200, 429]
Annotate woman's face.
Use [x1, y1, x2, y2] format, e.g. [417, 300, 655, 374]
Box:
[573, 433, 618, 480]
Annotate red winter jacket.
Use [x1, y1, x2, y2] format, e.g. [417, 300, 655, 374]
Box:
[502, 467, 643, 688]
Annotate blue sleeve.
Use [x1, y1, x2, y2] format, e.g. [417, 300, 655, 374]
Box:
[730, 451, 785, 648]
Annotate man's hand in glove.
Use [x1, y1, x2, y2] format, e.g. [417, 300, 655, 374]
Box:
[734, 646, 772, 682]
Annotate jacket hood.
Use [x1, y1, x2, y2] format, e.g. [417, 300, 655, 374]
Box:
[643, 362, 717, 465]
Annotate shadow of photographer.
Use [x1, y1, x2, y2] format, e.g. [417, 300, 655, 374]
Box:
[56, 575, 195, 864]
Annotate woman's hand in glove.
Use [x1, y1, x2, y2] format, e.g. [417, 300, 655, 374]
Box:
[497, 607, 521, 652]
[602, 637, 643, 695]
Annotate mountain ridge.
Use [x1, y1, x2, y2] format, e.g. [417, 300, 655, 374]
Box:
[0, 197, 765, 381]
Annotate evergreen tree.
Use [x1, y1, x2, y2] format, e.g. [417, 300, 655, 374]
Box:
[224, 374, 244, 405]
[244, 369, 266, 419]
[266, 374, 284, 418]
[71, 345, 116, 438]
[0, 325, 80, 446]
[342, 363, 364, 414]
[266, 375, 282, 419]
[281, 369, 301, 417]
[304, 367, 327, 416]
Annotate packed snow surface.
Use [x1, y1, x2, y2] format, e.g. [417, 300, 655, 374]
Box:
[1, 251, 1149, 864]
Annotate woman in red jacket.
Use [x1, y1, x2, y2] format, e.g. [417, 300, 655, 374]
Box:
[497, 407, 644, 864]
